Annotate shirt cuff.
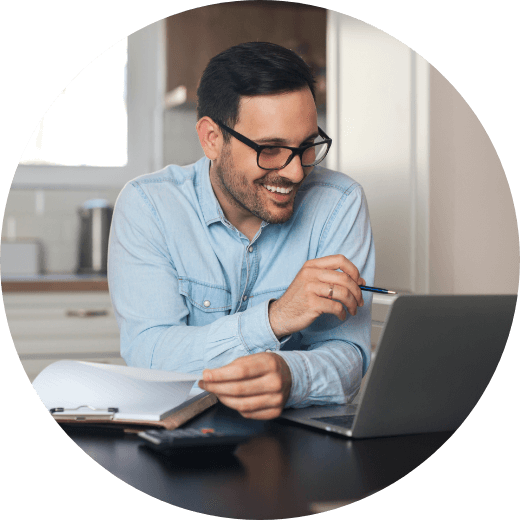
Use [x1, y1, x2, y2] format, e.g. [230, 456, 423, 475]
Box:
[271, 350, 310, 408]
[238, 299, 280, 354]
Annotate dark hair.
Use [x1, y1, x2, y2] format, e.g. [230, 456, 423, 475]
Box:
[196, 42, 316, 140]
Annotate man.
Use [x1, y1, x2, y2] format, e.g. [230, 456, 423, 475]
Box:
[108, 42, 375, 420]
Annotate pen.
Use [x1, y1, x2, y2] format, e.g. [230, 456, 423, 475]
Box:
[359, 285, 397, 295]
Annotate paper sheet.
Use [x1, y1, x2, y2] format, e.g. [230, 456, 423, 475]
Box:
[33, 360, 198, 421]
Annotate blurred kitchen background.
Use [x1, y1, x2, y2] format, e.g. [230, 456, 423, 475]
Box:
[1, 2, 518, 380]
[4, 1, 519, 291]
[3, 2, 328, 277]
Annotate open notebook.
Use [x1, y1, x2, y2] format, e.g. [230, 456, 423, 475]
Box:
[33, 360, 217, 430]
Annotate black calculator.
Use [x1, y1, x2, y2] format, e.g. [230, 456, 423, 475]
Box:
[138, 428, 250, 455]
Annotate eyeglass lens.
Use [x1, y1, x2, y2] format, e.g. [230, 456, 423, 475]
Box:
[259, 140, 328, 169]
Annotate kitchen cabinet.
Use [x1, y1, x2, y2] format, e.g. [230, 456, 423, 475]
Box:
[165, 2, 327, 108]
[4, 291, 124, 382]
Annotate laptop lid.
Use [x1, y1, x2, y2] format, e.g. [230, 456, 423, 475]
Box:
[281, 294, 517, 438]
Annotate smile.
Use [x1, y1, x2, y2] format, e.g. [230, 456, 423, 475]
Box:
[262, 184, 294, 194]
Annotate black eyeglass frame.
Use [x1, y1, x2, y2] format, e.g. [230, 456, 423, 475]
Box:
[216, 120, 332, 171]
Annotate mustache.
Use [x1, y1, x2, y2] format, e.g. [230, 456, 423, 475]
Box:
[256, 176, 300, 189]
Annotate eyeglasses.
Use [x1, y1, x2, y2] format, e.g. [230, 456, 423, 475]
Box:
[216, 120, 332, 171]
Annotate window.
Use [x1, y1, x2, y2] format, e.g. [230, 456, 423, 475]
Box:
[20, 39, 128, 168]
[13, 21, 164, 188]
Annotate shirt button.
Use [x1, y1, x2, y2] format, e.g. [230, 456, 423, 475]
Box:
[203, 300, 211, 307]
[248, 246, 253, 253]
[242, 295, 248, 301]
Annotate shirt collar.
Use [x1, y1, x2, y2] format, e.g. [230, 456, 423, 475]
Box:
[197, 156, 223, 226]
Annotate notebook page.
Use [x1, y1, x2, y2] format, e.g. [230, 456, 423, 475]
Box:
[33, 360, 198, 421]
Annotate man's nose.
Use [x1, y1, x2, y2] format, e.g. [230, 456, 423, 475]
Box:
[279, 154, 305, 184]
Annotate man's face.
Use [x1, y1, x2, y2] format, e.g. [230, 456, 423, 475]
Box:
[211, 87, 318, 225]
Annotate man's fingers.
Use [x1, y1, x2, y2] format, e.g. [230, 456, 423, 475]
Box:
[316, 270, 364, 308]
[318, 284, 359, 317]
[202, 363, 257, 383]
[201, 372, 282, 397]
[216, 392, 285, 415]
[202, 353, 276, 383]
[200, 353, 291, 420]
[306, 254, 361, 281]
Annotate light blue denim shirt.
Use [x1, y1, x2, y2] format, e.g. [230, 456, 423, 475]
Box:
[108, 157, 375, 408]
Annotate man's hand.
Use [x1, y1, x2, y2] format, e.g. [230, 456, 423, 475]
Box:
[269, 254, 366, 338]
[198, 352, 292, 420]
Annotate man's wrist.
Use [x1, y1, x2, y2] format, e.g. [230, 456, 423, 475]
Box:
[268, 299, 288, 339]
[239, 299, 280, 353]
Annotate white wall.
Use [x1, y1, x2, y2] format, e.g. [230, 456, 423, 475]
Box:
[327, 13, 519, 295]
[429, 67, 519, 294]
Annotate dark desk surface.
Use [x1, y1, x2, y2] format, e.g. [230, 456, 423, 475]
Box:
[65, 403, 452, 519]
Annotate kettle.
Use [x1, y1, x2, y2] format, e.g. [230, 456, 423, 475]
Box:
[77, 199, 113, 275]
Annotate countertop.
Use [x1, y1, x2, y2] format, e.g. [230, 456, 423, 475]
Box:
[1, 274, 108, 292]
[0, 275, 403, 300]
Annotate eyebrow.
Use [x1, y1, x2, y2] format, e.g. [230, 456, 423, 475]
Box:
[254, 131, 320, 146]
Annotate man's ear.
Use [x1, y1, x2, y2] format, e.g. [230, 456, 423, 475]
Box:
[196, 117, 223, 160]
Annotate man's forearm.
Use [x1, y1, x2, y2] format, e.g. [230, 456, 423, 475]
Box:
[119, 298, 282, 373]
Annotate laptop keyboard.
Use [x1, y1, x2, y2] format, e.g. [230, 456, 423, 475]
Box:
[313, 414, 356, 429]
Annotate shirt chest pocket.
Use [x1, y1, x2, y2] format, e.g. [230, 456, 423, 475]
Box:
[178, 278, 232, 325]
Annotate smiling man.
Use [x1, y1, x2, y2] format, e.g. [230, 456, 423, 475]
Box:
[108, 42, 375, 419]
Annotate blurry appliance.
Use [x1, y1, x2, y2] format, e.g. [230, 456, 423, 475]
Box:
[77, 199, 113, 275]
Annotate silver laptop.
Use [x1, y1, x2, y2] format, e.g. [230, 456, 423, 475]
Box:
[281, 294, 517, 438]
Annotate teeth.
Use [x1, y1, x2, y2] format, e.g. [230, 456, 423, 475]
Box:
[263, 185, 293, 194]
